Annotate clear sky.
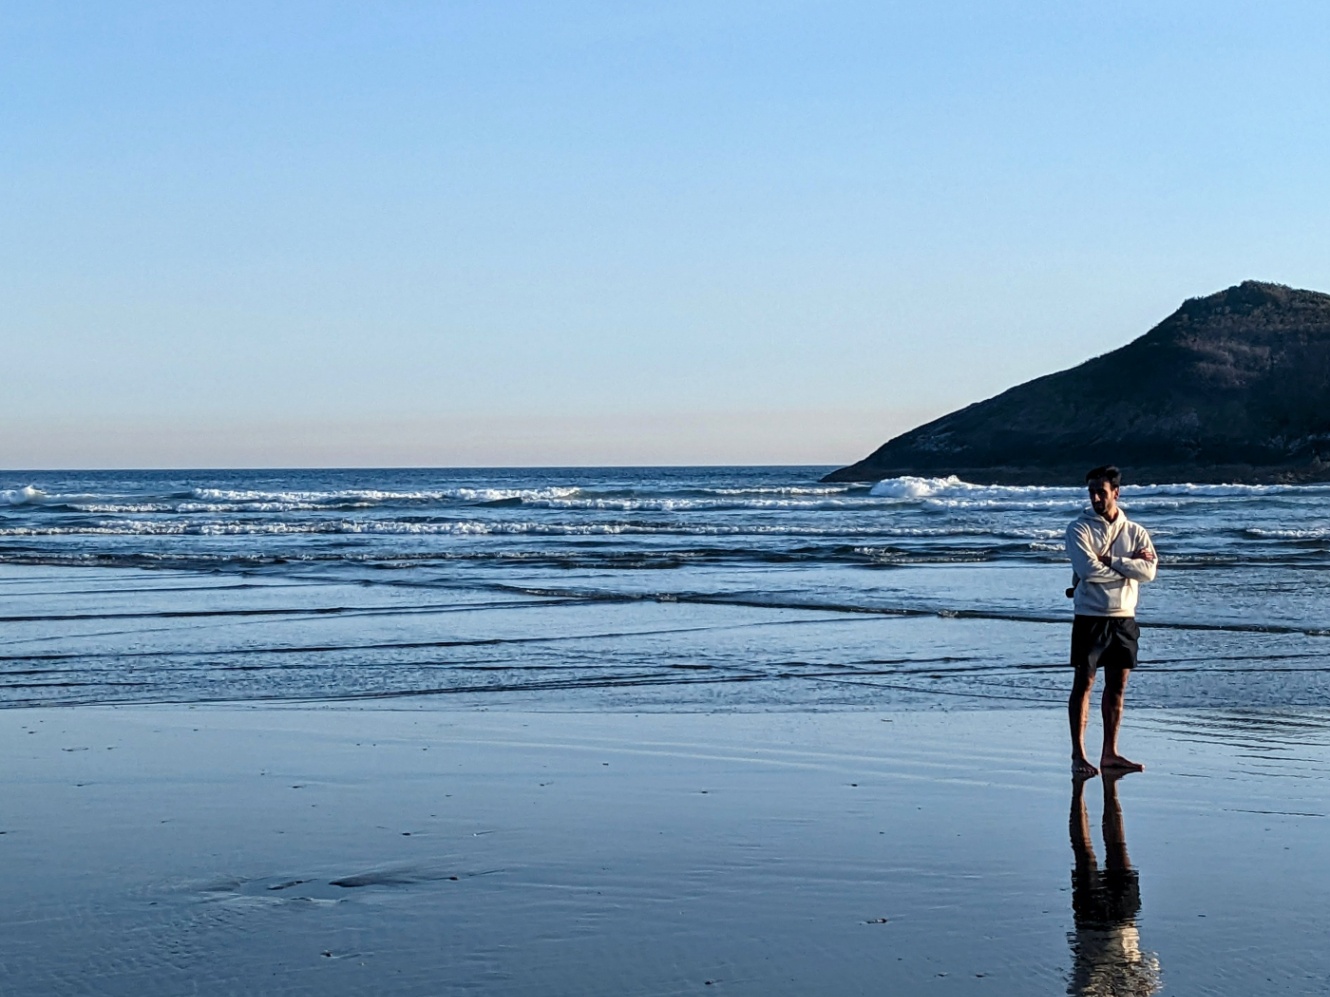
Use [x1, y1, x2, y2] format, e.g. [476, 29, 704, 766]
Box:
[5, 1, 1329, 468]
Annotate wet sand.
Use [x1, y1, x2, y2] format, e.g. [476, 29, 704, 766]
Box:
[3, 705, 1329, 995]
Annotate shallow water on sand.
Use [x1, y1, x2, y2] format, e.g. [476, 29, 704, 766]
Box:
[3, 467, 1330, 711]
[7, 559, 1330, 711]
[3, 707, 1328, 996]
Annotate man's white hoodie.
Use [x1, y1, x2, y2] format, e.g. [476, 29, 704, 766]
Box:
[1066, 508, 1157, 618]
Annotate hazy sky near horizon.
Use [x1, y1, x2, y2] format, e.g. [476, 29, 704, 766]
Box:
[5, 1, 1330, 468]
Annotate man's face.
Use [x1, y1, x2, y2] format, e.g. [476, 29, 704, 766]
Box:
[1088, 479, 1119, 518]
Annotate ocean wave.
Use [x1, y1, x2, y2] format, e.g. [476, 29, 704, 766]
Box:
[871, 476, 997, 500]
[16, 494, 886, 515]
[0, 543, 1041, 573]
[3, 485, 48, 506]
[708, 484, 859, 496]
[190, 485, 584, 506]
[0, 519, 1064, 540]
[61, 503, 180, 514]
[1245, 527, 1330, 540]
[527, 496, 890, 512]
[8, 476, 1318, 518]
[0, 486, 592, 516]
[866, 477, 1083, 514]
[1130, 482, 1327, 497]
[15, 483, 873, 514]
[866, 475, 1330, 512]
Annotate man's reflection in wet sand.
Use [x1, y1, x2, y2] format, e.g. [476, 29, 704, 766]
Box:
[1068, 772, 1161, 996]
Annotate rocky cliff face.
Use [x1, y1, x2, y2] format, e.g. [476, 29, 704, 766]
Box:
[824, 282, 1330, 484]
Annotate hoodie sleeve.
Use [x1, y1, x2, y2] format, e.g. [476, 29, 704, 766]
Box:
[1110, 525, 1157, 582]
[1066, 520, 1120, 584]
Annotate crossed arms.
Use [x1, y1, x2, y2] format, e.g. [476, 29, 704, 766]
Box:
[1067, 523, 1157, 585]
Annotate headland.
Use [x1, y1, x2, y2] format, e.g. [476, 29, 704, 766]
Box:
[825, 281, 1330, 484]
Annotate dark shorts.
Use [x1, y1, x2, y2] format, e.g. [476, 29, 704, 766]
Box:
[1071, 615, 1139, 673]
[1072, 866, 1142, 929]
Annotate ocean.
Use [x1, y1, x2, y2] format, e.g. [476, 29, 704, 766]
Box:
[3, 466, 1329, 712]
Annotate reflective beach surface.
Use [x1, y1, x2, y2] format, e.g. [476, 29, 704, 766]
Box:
[3, 468, 1329, 993]
[4, 708, 1329, 995]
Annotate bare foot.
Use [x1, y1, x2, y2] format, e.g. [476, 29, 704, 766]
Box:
[1100, 753, 1144, 773]
[1072, 756, 1099, 778]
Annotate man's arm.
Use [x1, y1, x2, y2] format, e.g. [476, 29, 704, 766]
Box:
[1067, 522, 1121, 584]
[1110, 528, 1157, 582]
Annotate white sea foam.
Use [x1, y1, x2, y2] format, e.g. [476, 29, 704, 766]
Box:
[3, 485, 48, 506]
[866, 475, 1325, 511]
[13, 477, 1313, 521]
[0, 520, 638, 538]
[529, 496, 876, 512]
[190, 486, 583, 506]
[8, 472, 1325, 583]
[0, 521, 190, 536]
[177, 484, 870, 513]
[1245, 527, 1330, 540]
[709, 485, 857, 496]
[69, 503, 180, 514]
[0, 518, 1066, 541]
[1130, 482, 1322, 497]
[869, 476, 1081, 510]
[871, 476, 971, 500]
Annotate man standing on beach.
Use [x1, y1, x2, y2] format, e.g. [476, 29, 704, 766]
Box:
[1067, 466, 1156, 778]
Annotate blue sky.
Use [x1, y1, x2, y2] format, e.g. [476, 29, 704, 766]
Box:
[5, 1, 1329, 467]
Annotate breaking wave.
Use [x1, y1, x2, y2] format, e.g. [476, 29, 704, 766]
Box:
[8, 475, 1322, 518]
[0, 518, 1064, 540]
[2, 468, 1326, 578]
[868, 475, 1327, 510]
[3, 485, 48, 506]
[4, 467, 1330, 711]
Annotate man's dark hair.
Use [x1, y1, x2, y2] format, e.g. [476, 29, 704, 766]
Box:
[1085, 465, 1122, 488]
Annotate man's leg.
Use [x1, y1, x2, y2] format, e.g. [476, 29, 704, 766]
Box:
[1101, 770, 1132, 870]
[1100, 666, 1144, 772]
[1069, 664, 1098, 778]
